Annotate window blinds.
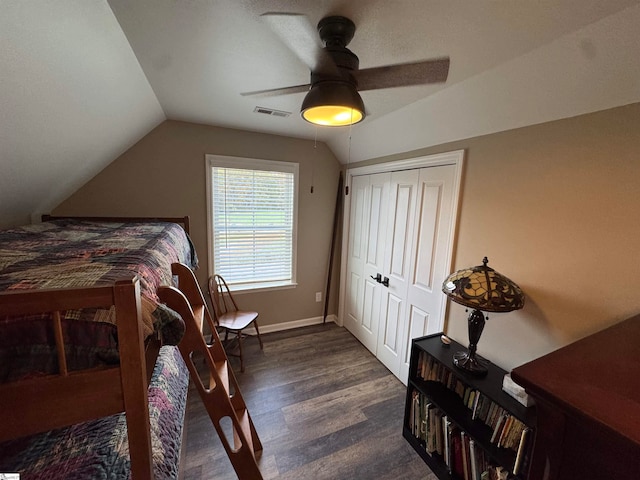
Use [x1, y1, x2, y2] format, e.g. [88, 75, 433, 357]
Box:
[212, 166, 294, 286]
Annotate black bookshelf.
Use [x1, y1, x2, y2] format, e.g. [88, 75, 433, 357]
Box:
[403, 333, 536, 479]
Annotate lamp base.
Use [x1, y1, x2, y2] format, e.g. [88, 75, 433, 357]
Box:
[453, 350, 488, 377]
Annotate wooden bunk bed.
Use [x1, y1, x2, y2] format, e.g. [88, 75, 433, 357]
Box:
[0, 216, 196, 479]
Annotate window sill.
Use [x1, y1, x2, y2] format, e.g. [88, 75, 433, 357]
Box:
[230, 281, 298, 295]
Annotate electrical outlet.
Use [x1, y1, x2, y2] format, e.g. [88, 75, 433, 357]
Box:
[315, 292, 322, 302]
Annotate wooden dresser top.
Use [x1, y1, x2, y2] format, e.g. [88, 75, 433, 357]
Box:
[512, 314, 640, 445]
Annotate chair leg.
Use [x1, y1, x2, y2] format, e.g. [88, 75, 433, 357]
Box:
[254, 321, 264, 350]
[237, 330, 244, 373]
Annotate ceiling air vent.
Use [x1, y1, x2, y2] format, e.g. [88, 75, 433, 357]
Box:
[254, 106, 291, 118]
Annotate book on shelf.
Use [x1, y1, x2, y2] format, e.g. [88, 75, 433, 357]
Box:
[497, 414, 514, 448]
[455, 379, 465, 398]
[463, 387, 472, 406]
[422, 398, 429, 443]
[411, 390, 416, 434]
[472, 391, 484, 420]
[443, 416, 454, 474]
[480, 394, 493, 422]
[452, 430, 464, 478]
[460, 431, 470, 480]
[409, 389, 434, 445]
[434, 409, 444, 456]
[490, 413, 506, 444]
[426, 402, 438, 455]
[469, 439, 479, 480]
[513, 427, 531, 475]
[486, 402, 498, 428]
[505, 418, 526, 450]
[410, 390, 419, 438]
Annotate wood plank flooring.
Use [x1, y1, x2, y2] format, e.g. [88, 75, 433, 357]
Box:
[182, 323, 437, 480]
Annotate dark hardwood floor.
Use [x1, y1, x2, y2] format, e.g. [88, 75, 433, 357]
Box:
[182, 323, 436, 480]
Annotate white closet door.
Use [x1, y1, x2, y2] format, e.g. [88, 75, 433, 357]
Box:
[340, 152, 462, 385]
[344, 173, 389, 353]
[376, 169, 419, 378]
[399, 164, 458, 382]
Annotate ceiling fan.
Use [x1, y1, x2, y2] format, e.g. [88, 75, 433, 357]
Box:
[242, 13, 450, 126]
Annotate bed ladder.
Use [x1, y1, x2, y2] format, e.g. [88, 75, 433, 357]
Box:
[158, 263, 263, 480]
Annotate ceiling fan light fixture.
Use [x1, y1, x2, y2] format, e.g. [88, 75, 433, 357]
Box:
[301, 80, 365, 127]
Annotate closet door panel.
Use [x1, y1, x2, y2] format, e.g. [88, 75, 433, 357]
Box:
[381, 293, 402, 354]
[346, 271, 362, 327]
[377, 170, 418, 378]
[344, 176, 368, 344]
[361, 278, 377, 331]
[404, 306, 430, 365]
[344, 173, 389, 354]
[413, 182, 441, 289]
[366, 182, 385, 265]
[400, 164, 457, 381]
[389, 183, 414, 279]
[359, 173, 389, 353]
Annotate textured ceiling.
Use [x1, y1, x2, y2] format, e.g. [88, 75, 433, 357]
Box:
[1, 1, 640, 228]
[108, 0, 640, 146]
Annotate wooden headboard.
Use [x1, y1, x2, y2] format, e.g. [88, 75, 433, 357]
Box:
[41, 215, 191, 235]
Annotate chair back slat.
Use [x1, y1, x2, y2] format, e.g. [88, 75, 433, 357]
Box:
[208, 274, 239, 323]
[206, 273, 263, 372]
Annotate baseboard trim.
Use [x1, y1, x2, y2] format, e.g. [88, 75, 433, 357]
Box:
[243, 314, 337, 336]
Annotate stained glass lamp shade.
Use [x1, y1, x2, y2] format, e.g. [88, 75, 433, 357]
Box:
[442, 257, 525, 376]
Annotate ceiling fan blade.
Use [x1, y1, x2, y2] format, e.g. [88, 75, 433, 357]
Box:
[241, 83, 311, 98]
[356, 57, 450, 91]
[261, 12, 338, 75]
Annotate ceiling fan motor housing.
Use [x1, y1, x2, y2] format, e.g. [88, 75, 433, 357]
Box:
[318, 16, 355, 48]
[311, 48, 359, 86]
[315, 16, 360, 86]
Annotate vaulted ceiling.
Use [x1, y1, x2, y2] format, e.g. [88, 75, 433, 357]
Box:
[2, 1, 640, 228]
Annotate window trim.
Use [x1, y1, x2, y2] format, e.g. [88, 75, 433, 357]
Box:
[205, 154, 298, 293]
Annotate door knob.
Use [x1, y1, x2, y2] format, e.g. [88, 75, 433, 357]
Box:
[370, 273, 382, 283]
[382, 276, 389, 287]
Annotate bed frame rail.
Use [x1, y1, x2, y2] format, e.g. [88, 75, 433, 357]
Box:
[0, 277, 154, 479]
[41, 214, 191, 235]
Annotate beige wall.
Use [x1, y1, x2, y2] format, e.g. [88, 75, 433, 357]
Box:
[55, 104, 640, 370]
[54, 120, 342, 328]
[346, 102, 640, 370]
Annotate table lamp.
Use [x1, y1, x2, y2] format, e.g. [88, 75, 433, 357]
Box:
[442, 257, 525, 376]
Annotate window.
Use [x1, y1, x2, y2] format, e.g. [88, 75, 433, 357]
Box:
[206, 155, 298, 291]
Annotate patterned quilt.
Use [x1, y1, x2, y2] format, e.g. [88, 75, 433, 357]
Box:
[0, 345, 189, 479]
[0, 219, 198, 382]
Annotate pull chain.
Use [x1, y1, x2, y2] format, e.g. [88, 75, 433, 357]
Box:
[223, 168, 228, 248]
[311, 127, 317, 194]
[345, 112, 353, 195]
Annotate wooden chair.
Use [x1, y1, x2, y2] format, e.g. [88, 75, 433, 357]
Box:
[208, 274, 263, 372]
